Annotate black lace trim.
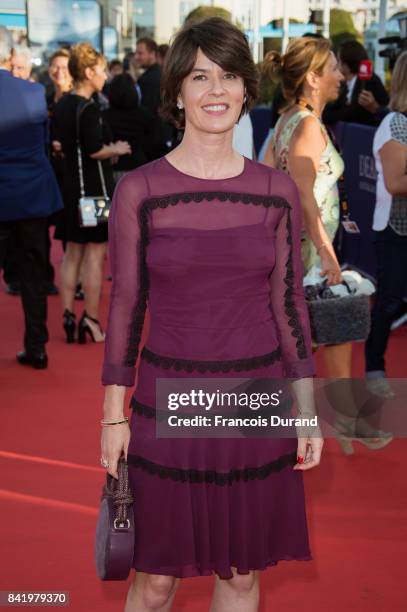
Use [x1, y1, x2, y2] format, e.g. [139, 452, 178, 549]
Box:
[124, 191, 307, 366]
[123, 202, 150, 367]
[127, 451, 297, 485]
[140, 191, 290, 211]
[130, 397, 157, 419]
[284, 210, 307, 359]
[141, 346, 282, 373]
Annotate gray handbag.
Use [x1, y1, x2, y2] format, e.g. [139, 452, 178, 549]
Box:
[305, 280, 371, 346]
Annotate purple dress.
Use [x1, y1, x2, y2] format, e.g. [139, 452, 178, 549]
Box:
[102, 156, 315, 579]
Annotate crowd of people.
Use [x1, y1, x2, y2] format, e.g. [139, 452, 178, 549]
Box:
[0, 24, 405, 390]
[1, 15, 407, 611]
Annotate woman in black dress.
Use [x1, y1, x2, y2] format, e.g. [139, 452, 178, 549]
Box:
[53, 43, 131, 343]
[103, 72, 155, 181]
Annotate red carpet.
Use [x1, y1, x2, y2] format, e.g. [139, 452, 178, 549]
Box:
[1, 242, 406, 611]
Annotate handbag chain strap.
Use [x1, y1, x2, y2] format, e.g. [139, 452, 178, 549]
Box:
[76, 98, 109, 200]
[112, 460, 133, 523]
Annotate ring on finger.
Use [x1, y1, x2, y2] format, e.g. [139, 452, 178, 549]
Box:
[100, 457, 109, 469]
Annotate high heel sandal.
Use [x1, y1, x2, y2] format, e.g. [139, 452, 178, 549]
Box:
[63, 309, 76, 344]
[78, 311, 105, 344]
[336, 433, 393, 455]
[335, 416, 393, 455]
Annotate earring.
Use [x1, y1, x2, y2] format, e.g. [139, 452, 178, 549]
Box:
[177, 100, 184, 110]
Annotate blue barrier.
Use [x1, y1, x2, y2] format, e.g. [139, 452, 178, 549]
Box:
[334, 122, 378, 280]
[250, 106, 272, 156]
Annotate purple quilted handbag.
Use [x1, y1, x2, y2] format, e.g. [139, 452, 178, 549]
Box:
[94, 458, 134, 580]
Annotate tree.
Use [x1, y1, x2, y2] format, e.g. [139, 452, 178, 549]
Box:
[329, 8, 361, 51]
[184, 6, 232, 24]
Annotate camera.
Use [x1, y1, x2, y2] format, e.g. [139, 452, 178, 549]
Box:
[378, 13, 407, 69]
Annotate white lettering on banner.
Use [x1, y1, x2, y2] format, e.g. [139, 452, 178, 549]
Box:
[358, 180, 376, 194]
[359, 155, 377, 180]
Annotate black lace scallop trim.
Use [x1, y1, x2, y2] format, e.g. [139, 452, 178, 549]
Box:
[141, 346, 282, 373]
[284, 210, 307, 359]
[127, 451, 297, 485]
[123, 202, 150, 367]
[130, 397, 157, 419]
[140, 191, 290, 211]
[123, 191, 307, 367]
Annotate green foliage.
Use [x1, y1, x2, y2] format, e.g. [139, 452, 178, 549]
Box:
[329, 8, 362, 51]
[258, 38, 281, 105]
[184, 6, 232, 24]
[258, 69, 277, 105]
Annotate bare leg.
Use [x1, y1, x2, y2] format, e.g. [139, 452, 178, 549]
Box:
[322, 342, 352, 378]
[124, 572, 179, 612]
[81, 242, 107, 319]
[323, 343, 384, 445]
[60, 242, 85, 313]
[210, 569, 260, 612]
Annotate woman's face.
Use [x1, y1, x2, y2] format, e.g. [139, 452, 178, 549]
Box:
[317, 51, 344, 103]
[87, 60, 107, 92]
[179, 48, 245, 135]
[49, 56, 71, 90]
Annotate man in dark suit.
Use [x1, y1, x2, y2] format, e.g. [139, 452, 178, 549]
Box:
[134, 37, 161, 114]
[0, 28, 63, 368]
[133, 37, 175, 158]
[323, 40, 389, 127]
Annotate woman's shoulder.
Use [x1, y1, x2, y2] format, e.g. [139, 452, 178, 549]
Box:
[113, 159, 163, 202]
[388, 111, 407, 142]
[275, 108, 321, 145]
[247, 159, 299, 203]
[374, 111, 407, 149]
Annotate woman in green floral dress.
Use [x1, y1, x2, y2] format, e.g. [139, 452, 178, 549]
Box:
[263, 36, 390, 452]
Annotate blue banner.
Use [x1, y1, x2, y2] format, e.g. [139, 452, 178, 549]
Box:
[335, 122, 378, 279]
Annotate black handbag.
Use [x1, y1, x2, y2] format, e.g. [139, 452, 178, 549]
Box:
[76, 99, 111, 227]
[94, 458, 135, 580]
[305, 279, 371, 346]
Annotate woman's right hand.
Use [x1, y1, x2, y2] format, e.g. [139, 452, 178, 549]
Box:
[319, 248, 342, 286]
[113, 140, 132, 156]
[101, 422, 131, 480]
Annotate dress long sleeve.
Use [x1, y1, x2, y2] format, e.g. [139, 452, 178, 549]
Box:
[268, 175, 315, 379]
[102, 172, 149, 386]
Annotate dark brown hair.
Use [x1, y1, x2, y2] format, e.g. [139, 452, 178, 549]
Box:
[264, 37, 331, 107]
[161, 17, 259, 127]
[157, 43, 169, 61]
[136, 37, 158, 54]
[68, 42, 105, 83]
[338, 40, 368, 75]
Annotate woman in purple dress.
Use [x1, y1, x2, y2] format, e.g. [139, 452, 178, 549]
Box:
[100, 18, 323, 611]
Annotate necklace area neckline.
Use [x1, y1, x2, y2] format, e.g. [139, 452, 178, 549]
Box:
[295, 98, 321, 119]
[162, 155, 248, 182]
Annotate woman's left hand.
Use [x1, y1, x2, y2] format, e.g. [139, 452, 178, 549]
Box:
[293, 436, 324, 471]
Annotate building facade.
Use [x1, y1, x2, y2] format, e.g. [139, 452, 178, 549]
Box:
[101, 0, 405, 51]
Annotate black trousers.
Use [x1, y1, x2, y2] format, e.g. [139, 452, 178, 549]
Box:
[365, 225, 407, 373]
[3, 221, 55, 286]
[0, 217, 48, 354]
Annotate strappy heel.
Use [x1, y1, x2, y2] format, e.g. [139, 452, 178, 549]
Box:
[63, 309, 76, 344]
[335, 415, 393, 455]
[78, 311, 105, 344]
